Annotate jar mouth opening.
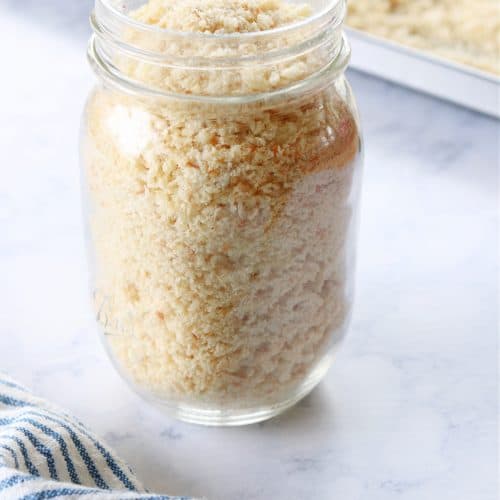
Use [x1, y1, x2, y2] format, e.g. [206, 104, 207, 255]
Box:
[89, 0, 350, 102]
[96, 0, 343, 41]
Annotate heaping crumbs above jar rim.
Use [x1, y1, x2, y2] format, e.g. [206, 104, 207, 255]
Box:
[95, 0, 345, 40]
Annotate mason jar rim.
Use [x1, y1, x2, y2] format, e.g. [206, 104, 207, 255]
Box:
[95, 0, 344, 41]
[88, 34, 350, 104]
[88, 0, 351, 104]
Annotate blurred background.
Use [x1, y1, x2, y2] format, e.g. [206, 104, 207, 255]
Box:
[2, 1, 93, 40]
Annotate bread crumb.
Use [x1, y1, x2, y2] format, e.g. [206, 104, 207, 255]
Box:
[84, 0, 361, 405]
[131, 0, 312, 33]
[347, 0, 500, 75]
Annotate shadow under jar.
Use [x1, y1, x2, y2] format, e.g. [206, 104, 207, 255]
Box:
[81, 0, 364, 425]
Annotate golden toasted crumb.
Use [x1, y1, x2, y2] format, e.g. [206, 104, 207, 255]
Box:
[347, 0, 500, 75]
[84, 0, 361, 405]
[131, 0, 312, 33]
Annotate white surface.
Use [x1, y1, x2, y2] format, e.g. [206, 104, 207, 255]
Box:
[347, 28, 500, 119]
[0, 6, 498, 500]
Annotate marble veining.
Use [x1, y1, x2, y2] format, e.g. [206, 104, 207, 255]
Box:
[0, 3, 497, 500]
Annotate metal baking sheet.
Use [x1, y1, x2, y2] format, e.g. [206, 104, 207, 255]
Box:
[346, 27, 500, 119]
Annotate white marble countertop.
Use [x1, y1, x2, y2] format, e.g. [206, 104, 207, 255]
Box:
[0, 3, 497, 500]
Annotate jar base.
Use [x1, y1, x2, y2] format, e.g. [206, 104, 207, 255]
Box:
[135, 354, 334, 426]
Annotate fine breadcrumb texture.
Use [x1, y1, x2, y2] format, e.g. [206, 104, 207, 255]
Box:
[347, 0, 500, 75]
[131, 0, 312, 33]
[84, 0, 361, 406]
[121, 0, 327, 96]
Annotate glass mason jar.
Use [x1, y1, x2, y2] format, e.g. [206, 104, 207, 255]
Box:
[81, 0, 363, 425]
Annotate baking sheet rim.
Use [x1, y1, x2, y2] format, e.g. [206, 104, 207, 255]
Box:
[345, 27, 500, 84]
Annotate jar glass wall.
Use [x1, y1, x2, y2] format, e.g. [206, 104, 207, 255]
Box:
[81, 0, 363, 425]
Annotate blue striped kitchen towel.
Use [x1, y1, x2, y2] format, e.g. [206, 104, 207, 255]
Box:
[0, 374, 197, 500]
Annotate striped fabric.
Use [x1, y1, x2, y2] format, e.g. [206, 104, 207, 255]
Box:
[0, 374, 197, 500]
